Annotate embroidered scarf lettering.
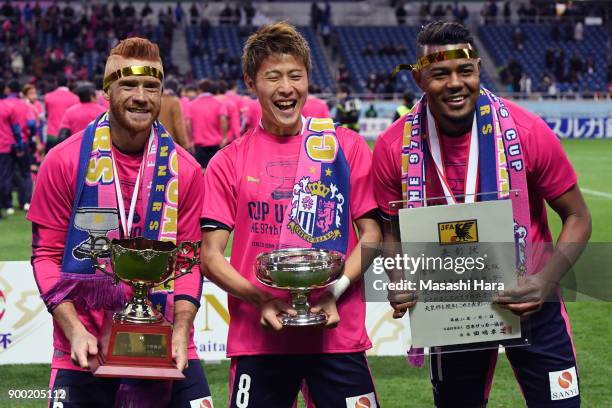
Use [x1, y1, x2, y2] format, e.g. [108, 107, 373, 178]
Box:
[279, 117, 351, 256]
[43, 112, 179, 322]
[400, 88, 531, 366]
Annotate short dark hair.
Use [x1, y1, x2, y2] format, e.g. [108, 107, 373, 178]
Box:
[164, 77, 180, 93]
[198, 78, 217, 94]
[57, 75, 69, 87]
[183, 84, 197, 93]
[416, 21, 475, 52]
[74, 84, 96, 103]
[216, 79, 228, 94]
[7, 79, 20, 93]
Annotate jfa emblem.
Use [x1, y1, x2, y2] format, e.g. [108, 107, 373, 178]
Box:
[287, 177, 344, 243]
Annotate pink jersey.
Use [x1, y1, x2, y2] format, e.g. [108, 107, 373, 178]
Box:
[28, 131, 204, 370]
[4, 96, 36, 143]
[202, 124, 376, 356]
[0, 99, 19, 154]
[372, 98, 577, 247]
[58, 102, 106, 135]
[44, 87, 79, 136]
[303, 95, 330, 118]
[30, 100, 44, 119]
[243, 97, 262, 133]
[189, 94, 228, 147]
[225, 90, 245, 113]
[216, 95, 240, 141]
[180, 96, 192, 121]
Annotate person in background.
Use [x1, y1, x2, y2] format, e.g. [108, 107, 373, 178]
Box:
[303, 84, 330, 118]
[57, 83, 106, 141]
[215, 79, 240, 144]
[43, 75, 79, 152]
[334, 85, 361, 132]
[159, 77, 189, 149]
[224, 81, 248, 136]
[392, 91, 415, 121]
[4, 79, 37, 212]
[22, 83, 45, 181]
[0, 79, 25, 218]
[364, 104, 378, 118]
[188, 78, 228, 171]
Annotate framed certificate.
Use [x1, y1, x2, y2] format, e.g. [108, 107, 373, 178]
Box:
[397, 199, 526, 350]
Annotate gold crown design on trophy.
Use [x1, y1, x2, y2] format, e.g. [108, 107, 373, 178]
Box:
[308, 181, 330, 198]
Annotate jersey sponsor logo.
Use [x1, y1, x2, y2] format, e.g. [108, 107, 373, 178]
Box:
[549, 367, 579, 401]
[345, 392, 377, 408]
[287, 177, 344, 243]
[438, 219, 478, 245]
[189, 396, 214, 408]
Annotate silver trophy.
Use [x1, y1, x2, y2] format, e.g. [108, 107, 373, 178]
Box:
[255, 248, 344, 326]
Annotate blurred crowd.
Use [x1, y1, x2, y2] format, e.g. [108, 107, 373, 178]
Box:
[0, 1, 185, 88]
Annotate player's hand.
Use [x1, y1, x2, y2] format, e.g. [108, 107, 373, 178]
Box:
[260, 298, 296, 331]
[387, 290, 416, 319]
[69, 329, 98, 369]
[493, 274, 558, 316]
[310, 291, 340, 328]
[172, 331, 189, 371]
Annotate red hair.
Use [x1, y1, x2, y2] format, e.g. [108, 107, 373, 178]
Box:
[109, 37, 161, 63]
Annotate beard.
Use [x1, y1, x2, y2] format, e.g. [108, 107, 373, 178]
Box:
[109, 99, 160, 135]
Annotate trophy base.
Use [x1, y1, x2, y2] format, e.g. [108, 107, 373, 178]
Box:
[281, 312, 327, 326]
[89, 318, 185, 380]
[91, 362, 185, 380]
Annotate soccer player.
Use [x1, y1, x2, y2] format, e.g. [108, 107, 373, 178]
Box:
[303, 85, 330, 118]
[57, 83, 106, 140]
[159, 77, 189, 149]
[215, 80, 241, 143]
[3, 79, 37, 212]
[28, 38, 213, 407]
[189, 78, 229, 171]
[43, 75, 79, 152]
[0, 80, 25, 218]
[201, 22, 382, 408]
[372, 21, 591, 407]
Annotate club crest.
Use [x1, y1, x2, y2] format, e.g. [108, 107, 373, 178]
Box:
[287, 176, 344, 243]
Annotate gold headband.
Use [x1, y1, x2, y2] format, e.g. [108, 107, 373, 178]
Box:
[391, 48, 478, 78]
[103, 65, 164, 91]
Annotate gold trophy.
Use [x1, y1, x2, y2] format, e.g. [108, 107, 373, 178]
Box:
[88, 236, 199, 379]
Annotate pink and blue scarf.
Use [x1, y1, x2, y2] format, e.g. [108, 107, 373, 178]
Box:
[401, 88, 532, 366]
[280, 117, 350, 255]
[43, 112, 179, 322]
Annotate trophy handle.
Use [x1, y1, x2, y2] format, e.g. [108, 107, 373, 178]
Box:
[158, 241, 201, 285]
[89, 236, 114, 278]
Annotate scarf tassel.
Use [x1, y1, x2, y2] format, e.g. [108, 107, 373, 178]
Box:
[42, 274, 125, 311]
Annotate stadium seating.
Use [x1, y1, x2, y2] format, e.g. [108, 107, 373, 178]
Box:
[336, 26, 496, 94]
[479, 23, 607, 92]
[185, 25, 334, 90]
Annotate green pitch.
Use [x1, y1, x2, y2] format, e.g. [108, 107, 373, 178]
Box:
[0, 140, 611, 407]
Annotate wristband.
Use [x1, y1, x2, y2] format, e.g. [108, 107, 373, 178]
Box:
[328, 275, 351, 300]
